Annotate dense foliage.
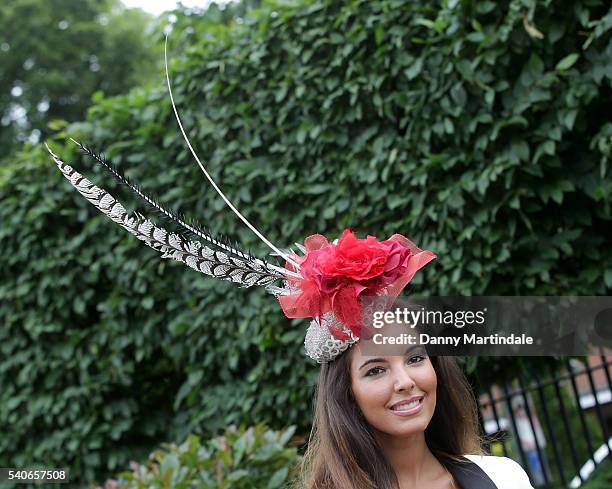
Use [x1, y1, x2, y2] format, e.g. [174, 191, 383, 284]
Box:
[102, 424, 298, 489]
[1, 0, 611, 484]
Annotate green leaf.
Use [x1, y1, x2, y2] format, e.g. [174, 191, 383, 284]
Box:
[562, 110, 578, 130]
[267, 467, 289, 488]
[278, 425, 296, 446]
[512, 141, 530, 162]
[404, 58, 423, 80]
[375, 26, 385, 45]
[414, 18, 436, 30]
[534, 140, 556, 163]
[227, 469, 250, 482]
[555, 53, 579, 71]
[467, 261, 482, 275]
[476, 1, 496, 14]
[604, 270, 612, 288]
[444, 117, 454, 134]
[387, 195, 406, 210]
[528, 53, 545, 76]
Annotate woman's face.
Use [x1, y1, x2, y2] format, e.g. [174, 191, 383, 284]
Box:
[349, 344, 437, 439]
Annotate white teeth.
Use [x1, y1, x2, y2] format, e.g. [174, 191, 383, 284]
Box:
[392, 399, 420, 411]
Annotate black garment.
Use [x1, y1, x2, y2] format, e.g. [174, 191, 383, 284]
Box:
[445, 457, 498, 489]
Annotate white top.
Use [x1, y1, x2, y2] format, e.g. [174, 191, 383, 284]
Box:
[464, 455, 535, 489]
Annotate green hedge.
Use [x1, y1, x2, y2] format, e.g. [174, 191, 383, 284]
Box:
[1, 0, 611, 484]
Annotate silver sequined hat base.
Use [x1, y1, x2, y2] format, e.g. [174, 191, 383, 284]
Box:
[304, 312, 359, 363]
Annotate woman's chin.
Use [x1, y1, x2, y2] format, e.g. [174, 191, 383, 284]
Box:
[374, 415, 430, 438]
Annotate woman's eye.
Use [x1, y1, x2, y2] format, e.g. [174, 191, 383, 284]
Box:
[407, 355, 425, 364]
[366, 366, 385, 377]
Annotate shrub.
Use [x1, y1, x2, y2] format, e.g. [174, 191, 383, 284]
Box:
[100, 424, 299, 489]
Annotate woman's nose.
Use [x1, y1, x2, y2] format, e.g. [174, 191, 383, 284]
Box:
[393, 366, 416, 392]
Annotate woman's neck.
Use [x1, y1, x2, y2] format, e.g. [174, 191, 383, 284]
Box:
[376, 431, 447, 489]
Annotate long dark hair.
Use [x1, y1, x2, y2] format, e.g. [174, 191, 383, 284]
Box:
[296, 352, 482, 489]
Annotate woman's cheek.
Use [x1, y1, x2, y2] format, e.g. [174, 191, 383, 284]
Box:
[360, 380, 392, 416]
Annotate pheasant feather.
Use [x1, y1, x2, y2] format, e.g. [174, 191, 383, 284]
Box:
[69, 138, 293, 277]
[46, 144, 284, 288]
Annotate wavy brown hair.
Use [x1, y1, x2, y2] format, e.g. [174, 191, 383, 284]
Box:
[295, 352, 482, 489]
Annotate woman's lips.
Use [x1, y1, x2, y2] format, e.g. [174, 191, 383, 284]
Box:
[389, 397, 424, 417]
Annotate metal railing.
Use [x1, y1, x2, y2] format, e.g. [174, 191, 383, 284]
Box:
[478, 349, 612, 488]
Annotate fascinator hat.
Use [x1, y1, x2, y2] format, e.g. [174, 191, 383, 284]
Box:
[45, 39, 436, 363]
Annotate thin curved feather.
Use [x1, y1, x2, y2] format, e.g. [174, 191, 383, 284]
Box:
[164, 33, 301, 271]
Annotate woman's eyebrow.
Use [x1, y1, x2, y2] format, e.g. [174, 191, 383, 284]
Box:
[359, 357, 387, 370]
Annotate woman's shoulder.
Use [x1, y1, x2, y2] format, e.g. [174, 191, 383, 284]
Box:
[463, 455, 534, 489]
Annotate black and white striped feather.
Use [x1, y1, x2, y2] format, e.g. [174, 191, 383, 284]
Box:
[46, 144, 284, 288]
[70, 138, 285, 272]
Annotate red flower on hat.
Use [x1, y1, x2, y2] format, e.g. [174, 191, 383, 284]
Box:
[278, 229, 436, 340]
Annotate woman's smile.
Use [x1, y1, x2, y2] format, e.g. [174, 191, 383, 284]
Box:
[388, 395, 425, 416]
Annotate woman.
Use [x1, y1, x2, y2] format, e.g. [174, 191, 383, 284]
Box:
[297, 343, 534, 489]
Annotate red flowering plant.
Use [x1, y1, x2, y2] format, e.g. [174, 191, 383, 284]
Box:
[278, 229, 437, 340]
